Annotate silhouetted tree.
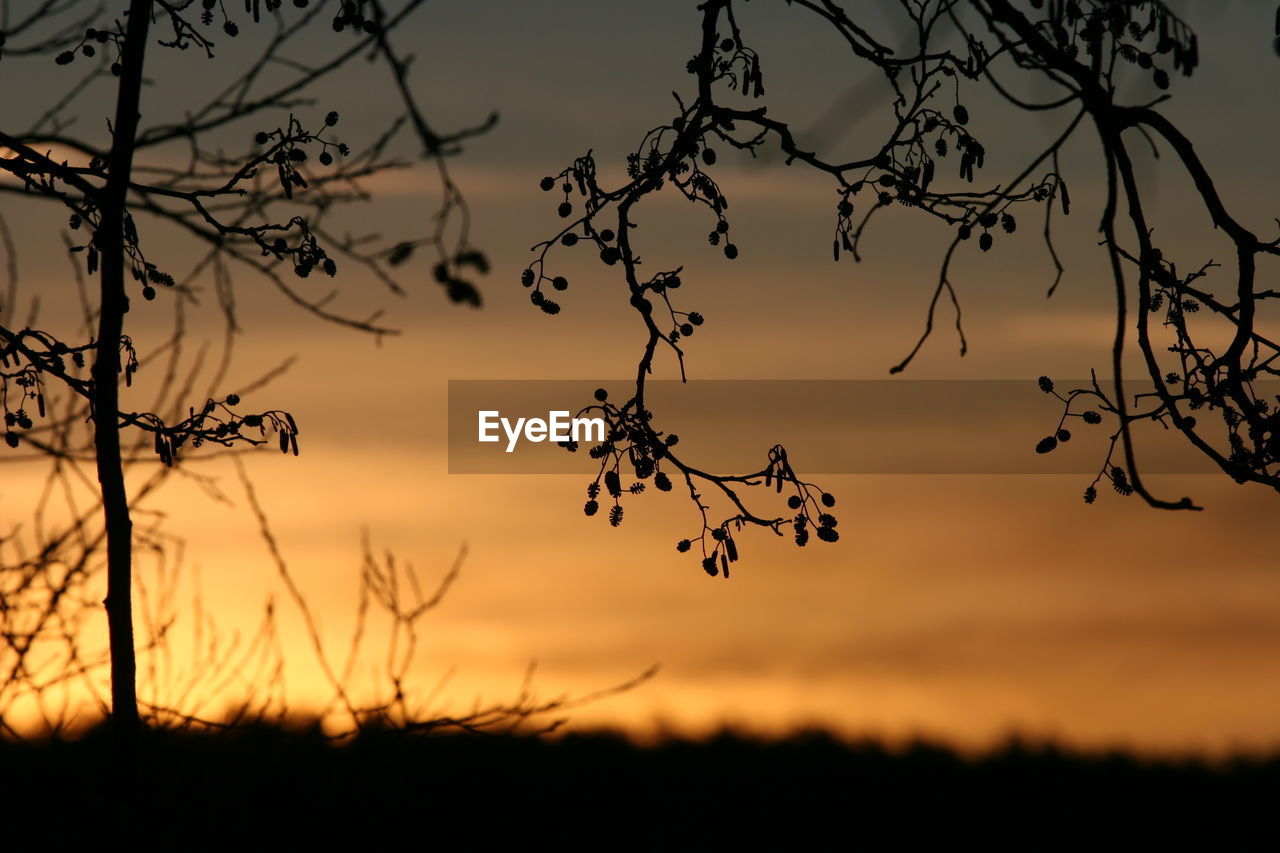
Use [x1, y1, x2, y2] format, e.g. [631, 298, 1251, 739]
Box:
[0, 0, 494, 754]
[530, 0, 1280, 570]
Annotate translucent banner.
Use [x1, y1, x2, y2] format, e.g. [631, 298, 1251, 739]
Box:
[447, 379, 1244, 475]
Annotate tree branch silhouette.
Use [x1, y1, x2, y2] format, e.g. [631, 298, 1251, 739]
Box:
[529, 0, 1278, 569]
[1, 0, 495, 755]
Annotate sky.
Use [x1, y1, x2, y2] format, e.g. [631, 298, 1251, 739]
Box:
[4, 0, 1280, 753]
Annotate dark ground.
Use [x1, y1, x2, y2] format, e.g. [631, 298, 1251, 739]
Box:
[6, 724, 1278, 846]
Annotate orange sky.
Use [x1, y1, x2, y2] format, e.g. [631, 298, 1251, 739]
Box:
[4, 0, 1280, 755]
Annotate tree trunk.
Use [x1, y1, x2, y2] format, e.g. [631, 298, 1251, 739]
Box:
[95, 0, 153, 756]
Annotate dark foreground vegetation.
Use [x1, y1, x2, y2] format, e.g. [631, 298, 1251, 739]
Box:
[7, 723, 1279, 845]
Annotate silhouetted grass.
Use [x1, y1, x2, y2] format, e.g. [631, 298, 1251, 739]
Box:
[6, 723, 1277, 845]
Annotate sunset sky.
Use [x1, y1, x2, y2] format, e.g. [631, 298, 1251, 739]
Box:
[4, 0, 1280, 754]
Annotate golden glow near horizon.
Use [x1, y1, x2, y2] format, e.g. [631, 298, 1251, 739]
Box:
[8, 298, 1280, 754]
